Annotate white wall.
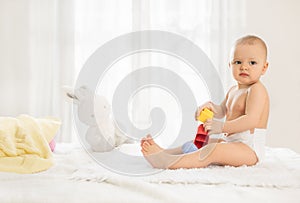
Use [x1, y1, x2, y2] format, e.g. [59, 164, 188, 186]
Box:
[243, 0, 300, 152]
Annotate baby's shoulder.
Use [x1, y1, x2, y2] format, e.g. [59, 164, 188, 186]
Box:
[248, 82, 269, 98]
[248, 81, 268, 93]
[227, 85, 238, 94]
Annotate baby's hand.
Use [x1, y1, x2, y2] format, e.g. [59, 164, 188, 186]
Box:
[195, 101, 217, 121]
[203, 119, 224, 135]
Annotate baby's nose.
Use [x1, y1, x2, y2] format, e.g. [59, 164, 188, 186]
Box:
[240, 63, 248, 70]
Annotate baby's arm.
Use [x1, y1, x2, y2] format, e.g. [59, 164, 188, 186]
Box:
[223, 83, 268, 134]
[211, 99, 227, 119]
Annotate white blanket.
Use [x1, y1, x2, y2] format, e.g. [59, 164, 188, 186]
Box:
[69, 144, 300, 188]
[0, 115, 61, 173]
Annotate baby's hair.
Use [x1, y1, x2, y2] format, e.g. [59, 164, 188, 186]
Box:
[234, 35, 268, 59]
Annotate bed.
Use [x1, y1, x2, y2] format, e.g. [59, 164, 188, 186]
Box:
[0, 142, 300, 203]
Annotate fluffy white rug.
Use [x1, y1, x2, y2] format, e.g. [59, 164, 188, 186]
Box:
[1, 143, 299, 203]
[67, 144, 300, 188]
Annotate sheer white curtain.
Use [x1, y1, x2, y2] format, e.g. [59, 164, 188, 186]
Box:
[130, 0, 246, 146]
[28, 0, 75, 142]
[0, 0, 74, 142]
[141, 0, 246, 90]
[0, 0, 245, 143]
[74, 0, 133, 80]
[74, 0, 246, 146]
[74, 0, 246, 92]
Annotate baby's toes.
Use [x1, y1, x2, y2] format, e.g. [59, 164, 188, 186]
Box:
[140, 138, 146, 147]
[146, 135, 155, 145]
[141, 149, 147, 155]
[142, 141, 151, 150]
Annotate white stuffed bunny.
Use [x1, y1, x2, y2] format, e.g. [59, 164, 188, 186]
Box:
[63, 86, 130, 152]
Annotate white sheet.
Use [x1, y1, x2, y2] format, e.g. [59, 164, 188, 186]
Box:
[0, 143, 300, 203]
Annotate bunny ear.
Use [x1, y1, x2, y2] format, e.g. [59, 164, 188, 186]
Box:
[62, 85, 80, 104]
[74, 86, 94, 102]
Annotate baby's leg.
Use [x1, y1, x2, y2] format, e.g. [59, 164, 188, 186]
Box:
[141, 138, 258, 169]
[141, 140, 215, 168]
[169, 142, 258, 169]
[165, 147, 183, 155]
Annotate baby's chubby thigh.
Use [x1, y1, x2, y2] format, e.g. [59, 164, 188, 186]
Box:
[202, 142, 258, 166]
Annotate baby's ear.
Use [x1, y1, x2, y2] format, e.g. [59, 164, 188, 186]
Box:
[262, 62, 269, 75]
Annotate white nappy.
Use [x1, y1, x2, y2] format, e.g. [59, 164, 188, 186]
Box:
[223, 129, 267, 162]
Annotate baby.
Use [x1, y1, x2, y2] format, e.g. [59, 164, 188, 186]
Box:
[141, 35, 269, 169]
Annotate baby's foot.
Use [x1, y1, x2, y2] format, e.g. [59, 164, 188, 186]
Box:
[140, 134, 163, 154]
[140, 135, 181, 169]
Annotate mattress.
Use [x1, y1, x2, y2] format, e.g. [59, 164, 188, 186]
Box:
[0, 143, 299, 203]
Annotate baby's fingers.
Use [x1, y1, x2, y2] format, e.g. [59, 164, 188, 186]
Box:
[195, 110, 199, 120]
[203, 119, 212, 132]
[207, 102, 218, 114]
[195, 107, 202, 120]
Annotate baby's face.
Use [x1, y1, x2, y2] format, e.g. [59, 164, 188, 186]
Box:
[229, 43, 268, 87]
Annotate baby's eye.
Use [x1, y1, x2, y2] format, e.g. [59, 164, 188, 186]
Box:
[249, 61, 257, 65]
[233, 61, 241, 65]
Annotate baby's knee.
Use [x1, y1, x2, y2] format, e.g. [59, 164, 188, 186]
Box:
[199, 143, 218, 161]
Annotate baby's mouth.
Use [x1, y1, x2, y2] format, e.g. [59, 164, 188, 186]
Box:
[239, 73, 249, 77]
